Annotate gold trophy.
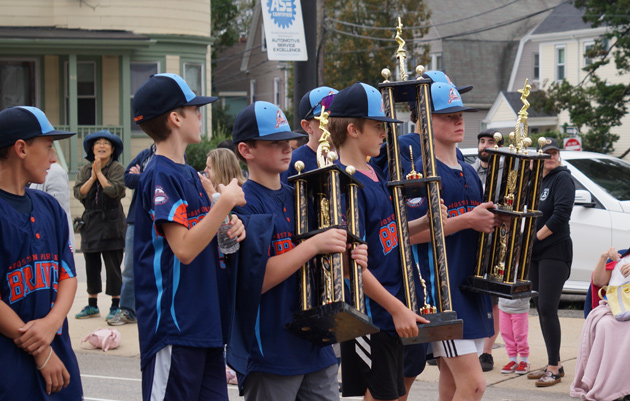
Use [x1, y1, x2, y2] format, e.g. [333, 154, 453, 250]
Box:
[464, 79, 550, 298]
[286, 98, 378, 345]
[378, 18, 463, 345]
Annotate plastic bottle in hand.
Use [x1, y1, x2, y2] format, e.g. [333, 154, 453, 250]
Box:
[211, 192, 240, 254]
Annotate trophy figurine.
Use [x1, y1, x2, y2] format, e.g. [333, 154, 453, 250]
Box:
[464, 79, 550, 299]
[286, 97, 378, 346]
[377, 18, 463, 345]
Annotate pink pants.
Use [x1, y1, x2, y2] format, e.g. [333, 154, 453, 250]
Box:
[499, 309, 529, 358]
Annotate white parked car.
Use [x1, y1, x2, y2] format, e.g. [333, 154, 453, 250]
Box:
[460, 148, 630, 294]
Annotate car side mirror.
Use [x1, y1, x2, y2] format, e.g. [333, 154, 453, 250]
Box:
[575, 189, 596, 208]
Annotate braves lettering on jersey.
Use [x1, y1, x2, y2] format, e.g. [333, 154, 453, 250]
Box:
[406, 158, 493, 339]
[134, 155, 224, 370]
[0, 190, 82, 400]
[233, 180, 336, 377]
[339, 163, 405, 334]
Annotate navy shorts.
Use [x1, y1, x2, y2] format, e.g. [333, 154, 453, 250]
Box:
[142, 345, 228, 401]
[403, 342, 428, 378]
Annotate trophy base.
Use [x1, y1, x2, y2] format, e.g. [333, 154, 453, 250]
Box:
[286, 301, 379, 347]
[400, 311, 463, 345]
[462, 276, 535, 299]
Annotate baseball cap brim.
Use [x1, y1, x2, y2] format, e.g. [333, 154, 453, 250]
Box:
[183, 96, 218, 107]
[253, 130, 307, 141]
[456, 85, 473, 94]
[42, 130, 76, 141]
[542, 144, 560, 152]
[433, 105, 478, 114]
[366, 115, 403, 123]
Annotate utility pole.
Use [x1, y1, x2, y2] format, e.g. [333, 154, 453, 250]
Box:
[293, 0, 318, 129]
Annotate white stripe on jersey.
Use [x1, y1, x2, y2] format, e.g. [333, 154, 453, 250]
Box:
[151, 345, 172, 401]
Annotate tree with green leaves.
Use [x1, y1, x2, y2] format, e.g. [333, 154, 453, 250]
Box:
[323, 0, 431, 89]
[530, 1, 630, 154]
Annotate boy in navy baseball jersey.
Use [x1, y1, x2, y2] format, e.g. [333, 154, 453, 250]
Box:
[233, 101, 367, 401]
[327, 83, 432, 401]
[369, 72, 474, 400]
[281, 86, 338, 182]
[132, 73, 246, 401]
[406, 82, 498, 401]
[0, 106, 82, 400]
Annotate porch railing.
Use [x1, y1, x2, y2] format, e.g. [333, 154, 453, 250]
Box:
[54, 125, 124, 178]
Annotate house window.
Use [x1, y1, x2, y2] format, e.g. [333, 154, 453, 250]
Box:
[261, 26, 267, 52]
[184, 63, 203, 95]
[430, 53, 443, 71]
[533, 53, 540, 80]
[556, 46, 565, 81]
[250, 80, 256, 103]
[0, 59, 37, 109]
[584, 41, 595, 67]
[130, 62, 159, 131]
[65, 61, 96, 125]
[273, 77, 280, 106]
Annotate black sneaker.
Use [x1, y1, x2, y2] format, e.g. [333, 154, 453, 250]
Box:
[479, 353, 494, 372]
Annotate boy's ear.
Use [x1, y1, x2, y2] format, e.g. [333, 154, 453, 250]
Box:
[237, 142, 254, 161]
[167, 110, 182, 129]
[347, 123, 360, 139]
[300, 119, 312, 134]
[13, 140, 28, 160]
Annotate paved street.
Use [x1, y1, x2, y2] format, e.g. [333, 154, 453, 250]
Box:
[69, 240, 582, 401]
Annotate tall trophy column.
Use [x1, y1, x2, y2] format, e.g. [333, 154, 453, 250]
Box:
[286, 100, 378, 345]
[378, 19, 463, 345]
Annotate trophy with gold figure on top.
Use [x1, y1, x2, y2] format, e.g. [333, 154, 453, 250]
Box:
[377, 18, 463, 345]
[463, 79, 550, 299]
[286, 95, 378, 346]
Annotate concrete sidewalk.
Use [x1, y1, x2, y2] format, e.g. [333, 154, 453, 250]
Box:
[68, 246, 583, 399]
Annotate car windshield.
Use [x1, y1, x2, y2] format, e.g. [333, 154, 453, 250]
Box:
[567, 158, 630, 201]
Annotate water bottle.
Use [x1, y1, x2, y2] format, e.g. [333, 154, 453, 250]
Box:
[211, 193, 240, 254]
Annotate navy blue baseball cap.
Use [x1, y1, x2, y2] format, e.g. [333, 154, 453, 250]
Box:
[0, 106, 75, 148]
[431, 83, 478, 114]
[133, 73, 218, 124]
[423, 70, 473, 94]
[329, 82, 402, 123]
[299, 86, 339, 120]
[233, 101, 306, 144]
[83, 130, 124, 162]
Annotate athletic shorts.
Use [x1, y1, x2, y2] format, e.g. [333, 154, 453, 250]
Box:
[142, 345, 228, 401]
[403, 342, 428, 378]
[431, 338, 484, 359]
[340, 332, 405, 399]
[243, 364, 338, 401]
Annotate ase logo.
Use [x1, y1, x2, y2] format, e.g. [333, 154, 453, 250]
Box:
[540, 188, 549, 201]
[154, 186, 168, 205]
[267, 0, 295, 28]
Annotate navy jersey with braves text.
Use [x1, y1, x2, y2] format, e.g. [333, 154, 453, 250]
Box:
[406, 158, 493, 339]
[280, 144, 318, 184]
[0, 190, 82, 400]
[340, 163, 405, 335]
[233, 180, 336, 377]
[134, 155, 224, 369]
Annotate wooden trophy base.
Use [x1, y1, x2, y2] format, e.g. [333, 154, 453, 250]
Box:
[462, 276, 535, 299]
[286, 301, 379, 347]
[401, 311, 463, 345]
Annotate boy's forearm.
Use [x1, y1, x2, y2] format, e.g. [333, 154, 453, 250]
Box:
[162, 198, 231, 264]
[262, 240, 320, 293]
[361, 268, 406, 315]
[0, 301, 26, 340]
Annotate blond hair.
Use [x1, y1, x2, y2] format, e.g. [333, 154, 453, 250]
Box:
[206, 148, 246, 187]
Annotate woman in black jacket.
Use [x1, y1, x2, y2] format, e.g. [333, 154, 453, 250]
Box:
[73, 131, 126, 321]
[527, 138, 575, 387]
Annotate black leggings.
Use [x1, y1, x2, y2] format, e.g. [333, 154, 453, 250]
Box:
[529, 258, 570, 366]
[84, 250, 123, 296]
